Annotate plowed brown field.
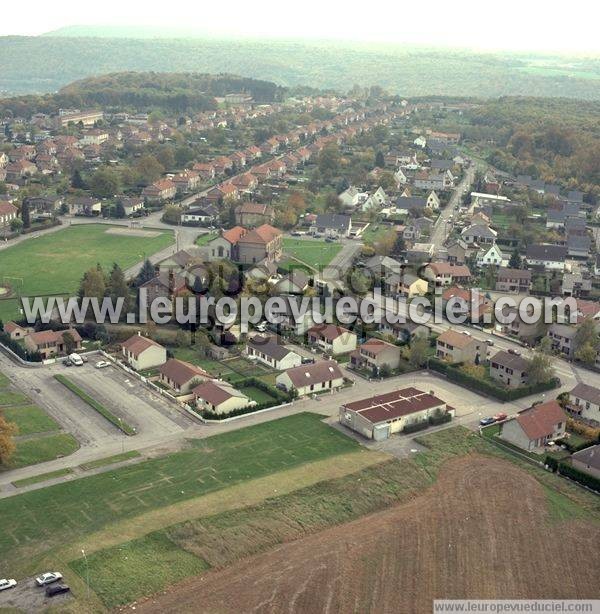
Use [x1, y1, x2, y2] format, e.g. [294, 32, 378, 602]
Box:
[134, 455, 600, 614]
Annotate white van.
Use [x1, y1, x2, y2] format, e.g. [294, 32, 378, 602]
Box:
[68, 353, 84, 366]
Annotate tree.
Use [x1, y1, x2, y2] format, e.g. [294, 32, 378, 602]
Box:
[375, 150, 385, 168]
[156, 146, 176, 171]
[107, 263, 130, 313]
[79, 265, 106, 300]
[135, 259, 156, 287]
[10, 218, 23, 233]
[407, 334, 429, 368]
[89, 167, 120, 198]
[575, 342, 597, 366]
[527, 341, 555, 385]
[175, 145, 194, 168]
[574, 318, 599, 354]
[21, 199, 31, 228]
[114, 201, 126, 219]
[0, 413, 17, 466]
[62, 331, 77, 354]
[71, 168, 86, 190]
[508, 249, 522, 269]
[373, 229, 397, 256]
[162, 205, 181, 225]
[135, 155, 164, 185]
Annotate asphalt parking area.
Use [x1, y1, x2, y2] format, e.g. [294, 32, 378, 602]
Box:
[51, 361, 195, 437]
[0, 577, 72, 613]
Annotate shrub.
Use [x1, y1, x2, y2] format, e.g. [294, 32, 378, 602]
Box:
[0, 331, 42, 362]
[558, 461, 600, 492]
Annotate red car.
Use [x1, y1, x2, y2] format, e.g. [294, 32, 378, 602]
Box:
[493, 412, 508, 422]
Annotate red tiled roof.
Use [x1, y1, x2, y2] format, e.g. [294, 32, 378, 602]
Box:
[515, 401, 567, 441]
[238, 224, 281, 245]
[308, 324, 352, 342]
[284, 360, 344, 388]
[437, 329, 478, 349]
[27, 328, 81, 346]
[428, 262, 471, 277]
[159, 358, 211, 387]
[221, 226, 246, 244]
[121, 334, 164, 358]
[343, 387, 445, 424]
[0, 202, 17, 216]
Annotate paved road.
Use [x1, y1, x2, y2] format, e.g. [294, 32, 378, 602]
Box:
[430, 163, 479, 254]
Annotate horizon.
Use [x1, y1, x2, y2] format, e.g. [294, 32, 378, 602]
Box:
[0, 0, 599, 55]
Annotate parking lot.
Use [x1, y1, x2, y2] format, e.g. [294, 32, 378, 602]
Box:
[0, 576, 72, 613]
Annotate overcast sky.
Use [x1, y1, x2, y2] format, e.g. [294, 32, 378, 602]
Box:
[1, 0, 598, 54]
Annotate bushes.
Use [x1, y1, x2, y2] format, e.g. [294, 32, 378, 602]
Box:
[428, 358, 559, 401]
[0, 331, 42, 362]
[558, 461, 600, 492]
[402, 411, 452, 434]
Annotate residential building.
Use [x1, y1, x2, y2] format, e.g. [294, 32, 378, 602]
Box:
[496, 268, 532, 294]
[567, 383, 600, 423]
[461, 224, 497, 246]
[142, 179, 177, 203]
[571, 445, 600, 480]
[547, 323, 577, 358]
[0, 201, 18, 227]
[237, 224, 283, 265]
[276, 360, 345, 397]
[379, 320, 429, 344]
[207, 226, 246, 260]
[2, 321, 29, 340]
[349, 338, 402, 373]
[68, 196, 102, 216]
[245, 334, 302, 370]
[423, 262, 472, 288]
[436, 330, 483, 364]
[476, 244, 505, 267]
[192, 380, 253, 415]
[311, 214, 352, 238]
[489, 350, 529, 388]
[525, 244, 567, 272]
[118, 196, 145, 217]
[339, 387, 453, 440]
[499, 401, 567, 452]
[307, 324, 357, 355]
[158, 358, 211, 394]
[24, 328, 82, 359]
[234, 202, 274, 227]
[121, 334, 167, 371]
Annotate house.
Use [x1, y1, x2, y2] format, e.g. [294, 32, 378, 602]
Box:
[496, 268, 531, 294]
[349, 338, 402, 373]
[489, 350, 529, 388]
[24, 328, 82, 359]
[499, 401, 567, 452]
[364, 255, 404, 279]
[571, 445, 600, 480]
[476, 244, 505, 267]
[413, 170, 451, 191]
[2, 321, 29, 340]
[121, 334, 167, 371]
[231, 172, 258, 193]
[307, 324, 357, 355]
[499, 306, 541, 343]
[142, 179, 177, 203]
[276, 360, 345, 397]
[5, 160, 37, 183]
[338, 186, 362, 208]
[442, 287, 492, 323]
[172, 171, 200, 193]
[192, 380, 253, 415]
[339, 387, 453, 440]
[396, 196, 426, 215]
[68, 197, 102, 216]
[207, 226, 247, 261]
[470, 192, 511, 208]
[567, 383, 600, 423]
[237, 224, 283, 265]
[273, 270, 310, 295]
[426, 191, 441, 211]
[158, 358, 211, 394]
[436, 330, 483, 364]
[561, 272, 592, 298]
[117, 196, 144, 217]
[379, 319, 429, 344]
[525, 244, 567, 272]
[0, 201, 18, 227]
[446, 240, 468, 265]
[423, 262, 472, 289]
[311, 214, 352, 238]
[567, 233, 591, 259]
[360, 187, 388, 212]
[386, 272, 428, 298]
[181, 202, 218, 225]
[139, 270, 188, 304]
[234, 202, 274, 227]
[461, 224, 497, 246]
[547, 323, 577, 358]
[245, 334, 302, 370]
[192, 162, 215, 180]
[270, 296, 315, 336]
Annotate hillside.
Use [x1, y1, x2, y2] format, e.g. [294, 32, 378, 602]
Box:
[1, 34, 599, 99]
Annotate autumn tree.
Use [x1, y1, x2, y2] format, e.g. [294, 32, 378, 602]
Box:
[0, 413, 17, 466]
[89, 167, 121, 198]
[407, 334, 429, 368]
[527, 339, 555, 385]
[79, 265, 106, 300]
[135, 155, 164, 185]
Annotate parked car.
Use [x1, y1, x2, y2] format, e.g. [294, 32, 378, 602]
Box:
[45, 584, 70, 597]
[95, 361, 110, 369]
[485, 339, 494, 346]
[0, 579, 16, 591]
[301, 357, 315, 365]
[36, 572, 63, 586]
[291, 231, 302, 237]
[62, 358, 72, 367]
[493, 412, 508, 422]
[479, 417, 496, 426]
[508, 348, 521, 356]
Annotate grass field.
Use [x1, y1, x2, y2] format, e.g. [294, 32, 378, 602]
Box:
[0, 413, 359, 573]
[0, 224, 173, 320]
[282, 238, 342, 268]
[2, 404, 60, 435]
[12, 468, 74, 488]
[78, 450, 141, 471]
[195, 232, 217, 246]
[239, 384, 278, 405]
[9, 433, 79, 469]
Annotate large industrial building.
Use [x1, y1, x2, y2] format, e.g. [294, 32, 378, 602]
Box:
[339, 387, 454, 440]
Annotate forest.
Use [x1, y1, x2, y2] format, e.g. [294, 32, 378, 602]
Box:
[1, 33, 599, 100]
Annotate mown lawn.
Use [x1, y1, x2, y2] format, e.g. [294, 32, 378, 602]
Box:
[0, 413, 359, 570]
[2, 404, 60, 436]
[0, 224, 173, 320]
[13, 468, 74, 488]
[8, 433, 80, 469]
[282, 238, 341, 267]
[239, 384, 278, 405]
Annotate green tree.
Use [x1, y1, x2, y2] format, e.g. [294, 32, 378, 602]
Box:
[21, 200, 31, 228]
[89, 167, 121, 198]
[527, 340, 555, 385]
[107, 263, 130, 313]
[162, 205, 181, 225]
[79, 265, 106, 300]
[135, 155, 164, 185]
[135, 259, 156, 287]
[574, 318, 599, 354]
[114, 201, 126, 219]
[508, 249, 522, 269]
[62, 331, 77, 354]
[71, 168, 86, 190]
[375, 150, 385, 168]
[575, 342, 597, 366]
[10, 218, 23, 233]
[408, 334, 429, 367]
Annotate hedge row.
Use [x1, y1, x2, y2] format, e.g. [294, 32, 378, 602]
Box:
[0, 330, 42, 362]
[54, 375, 136, 435]
[557, 460, 600, 492]
[428, 358, 559, 401]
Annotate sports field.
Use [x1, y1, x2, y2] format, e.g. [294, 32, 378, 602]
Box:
[0, 224, 173, 320]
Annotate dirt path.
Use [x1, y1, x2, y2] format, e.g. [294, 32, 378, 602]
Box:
[134, 454, 600, 614]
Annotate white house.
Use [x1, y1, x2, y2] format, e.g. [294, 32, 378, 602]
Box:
[307, 324, 357, 355]
[121, 334, 167, 371]
[476, 244, 507, 267]
[276, 360, 345, 397]
[192, 380, 254, 415]
[568, 383, 600, 423]
[245, 334, 302, 370]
